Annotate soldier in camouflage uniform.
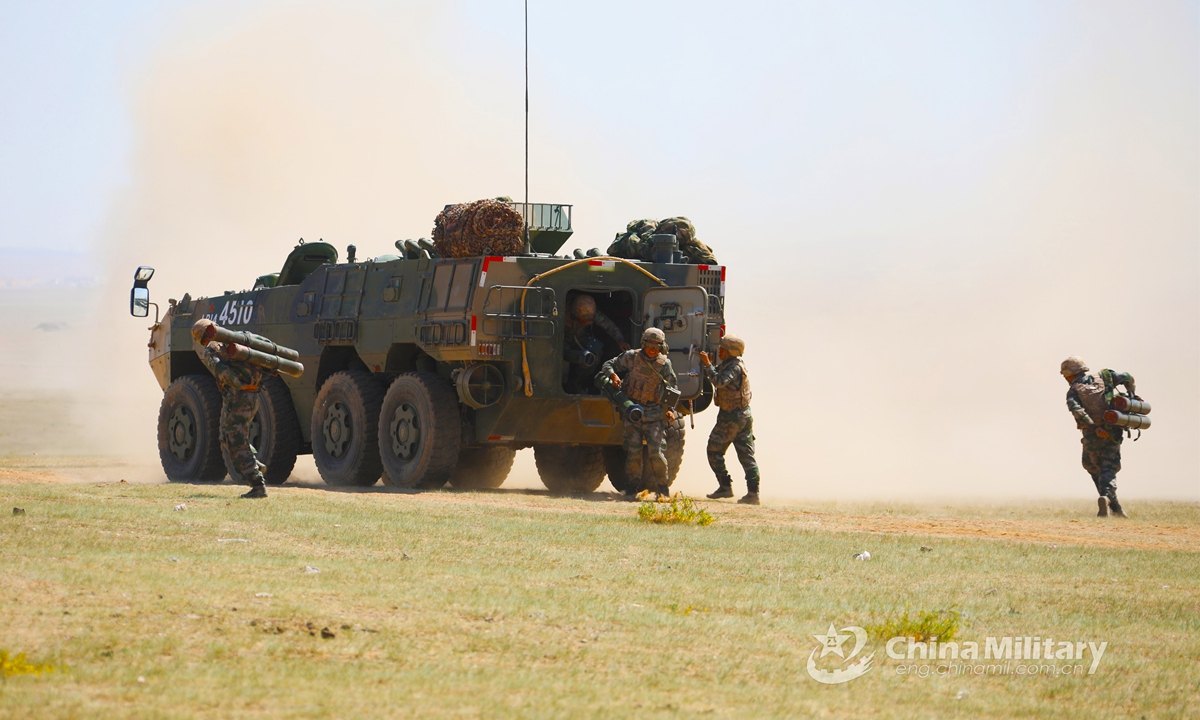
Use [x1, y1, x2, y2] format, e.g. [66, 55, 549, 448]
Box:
[655, 217, 718, 265]
[1062, 356, 1136, 517]
[600, 327, 679, 500]
[606, 218, 659, 260]
[193, 327, 268, 499]
[563, 295, 632, 393]
[700, 334, 759, 505]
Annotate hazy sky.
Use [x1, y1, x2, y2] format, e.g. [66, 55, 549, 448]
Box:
[2, 1, 1197, 499]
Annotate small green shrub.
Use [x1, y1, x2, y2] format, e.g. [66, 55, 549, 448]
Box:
[1, 650, 57, 677]
[637, 494, 715, 526]
[866, 608, 961, 643]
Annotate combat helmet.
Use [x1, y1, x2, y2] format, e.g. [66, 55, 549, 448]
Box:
[572, 294, 596, 321]
[1060, 356, 1089, 377]
[641, 327, 666, 346]
[719, 333, 746, 357]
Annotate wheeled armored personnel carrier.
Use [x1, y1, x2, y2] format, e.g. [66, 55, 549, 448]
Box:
[131, 203, 726, 492]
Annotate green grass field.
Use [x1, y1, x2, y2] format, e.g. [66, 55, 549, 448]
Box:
[1, 480, 1198, 719]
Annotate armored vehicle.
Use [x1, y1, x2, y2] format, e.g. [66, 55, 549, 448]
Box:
[132, 203, 726, 493]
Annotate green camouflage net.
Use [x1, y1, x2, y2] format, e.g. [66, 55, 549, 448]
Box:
[432, 199, 526, 259]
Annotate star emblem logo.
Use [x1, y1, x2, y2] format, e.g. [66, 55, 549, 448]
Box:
[814, 623, 852, 658]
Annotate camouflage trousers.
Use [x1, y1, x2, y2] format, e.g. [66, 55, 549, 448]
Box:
[222, 391, 264, 487]
[623, 413, 668, 490]
[708, 408, 759, 493]
[1081, 432, 1121, 498]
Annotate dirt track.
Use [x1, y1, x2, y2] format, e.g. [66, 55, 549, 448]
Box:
[3, 465, 1196, 553]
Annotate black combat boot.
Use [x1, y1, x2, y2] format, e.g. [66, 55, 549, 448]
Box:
[241, 484, 267, 499]
[1096, 496, 1108, 517]
[1107, 493, 1127, 518]
[707, 483, 734, 499]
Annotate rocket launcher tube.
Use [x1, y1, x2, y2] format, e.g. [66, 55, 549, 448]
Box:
[192, 319, 300, 361]
[1103, 410, 1151, 430]
[224, 343, 305, 378]
[1111, 396, 1151, 415]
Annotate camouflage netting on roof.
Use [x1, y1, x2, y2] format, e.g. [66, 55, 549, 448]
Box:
[605, 216, 718, 265]
[432, 199, 525, 258]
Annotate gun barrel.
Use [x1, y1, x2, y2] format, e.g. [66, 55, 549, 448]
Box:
[226, 343, 305, 378]
[1103, 410, 1151, 429]
[1111, 396, 1151, 414]
[193, 319, 300, 361]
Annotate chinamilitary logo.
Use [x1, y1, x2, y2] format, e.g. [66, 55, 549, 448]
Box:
[806, 623, 875, 684]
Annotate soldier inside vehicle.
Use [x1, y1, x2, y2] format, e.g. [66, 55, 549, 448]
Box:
[561, 289, 635, 395]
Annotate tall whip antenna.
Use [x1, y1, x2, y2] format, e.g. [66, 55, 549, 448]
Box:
[523, 0, 530, 252]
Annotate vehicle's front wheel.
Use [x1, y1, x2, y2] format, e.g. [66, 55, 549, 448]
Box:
[310, 370, 384, 486]
[534, 445, 606, 493]
[447, 447, 516, 489]
[158, 375, 226, 482]
[378, 372, 461, 489]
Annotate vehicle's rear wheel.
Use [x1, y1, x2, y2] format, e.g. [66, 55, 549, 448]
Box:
[223, 375, 301, 485]
[534, 445, 606, 493]
[447, 447, 516, 489]
[310, 370, 384, 486]
[603, 416, 687, 492]
[378, 372, 461, 489]
[158, 375, 226, 482]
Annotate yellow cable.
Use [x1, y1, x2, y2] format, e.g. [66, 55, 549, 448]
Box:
[518, 257, 665, 396]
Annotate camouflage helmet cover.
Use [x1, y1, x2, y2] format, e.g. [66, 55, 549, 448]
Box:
[572, 294, 596, 320]
[1060, 356, 1089, 376]
[641, 327, 666, 346]
[719, 333, 746, 357]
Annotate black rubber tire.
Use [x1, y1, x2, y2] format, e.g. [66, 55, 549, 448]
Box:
[158, 375, 226, 483]
[378, 372, 462, 489]
[310, 370, 385, 486]
[447, 447, 516, 489]
[223, 375, 301, 485]
[603, 416, 687, 492]
[534, 445, 606, 493]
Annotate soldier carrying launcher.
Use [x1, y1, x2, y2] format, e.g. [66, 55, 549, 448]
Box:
[192, 319, 304, 499]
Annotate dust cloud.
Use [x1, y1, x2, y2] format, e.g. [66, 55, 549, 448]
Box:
[64, 2, 1199, 499]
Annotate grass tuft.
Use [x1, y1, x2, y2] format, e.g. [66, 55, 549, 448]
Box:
[637, 494, 715, 526]
[866, 607, 962, 643]
[0, 650, 57, 677]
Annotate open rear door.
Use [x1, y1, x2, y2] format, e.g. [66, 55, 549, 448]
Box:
[643, 286, 708, 399]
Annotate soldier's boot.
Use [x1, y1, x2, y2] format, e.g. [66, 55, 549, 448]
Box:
[1096, 496, 1108, 517]
[737, 492, 760, 506]
[707, 479, 734, 500]
[1107, 493, 1128, 518]
[241, 485, 267, 499]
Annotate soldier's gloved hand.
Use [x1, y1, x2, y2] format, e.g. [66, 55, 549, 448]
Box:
[618, 342, 632, 352]
[609, 373, 622, 390]
[699, 351, 711, 367]
[665, 409, 676, 424]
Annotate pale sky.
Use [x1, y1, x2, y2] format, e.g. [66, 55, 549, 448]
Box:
[2, 1, 1197, 498]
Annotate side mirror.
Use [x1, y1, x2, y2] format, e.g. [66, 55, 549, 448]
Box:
[131, 287, 150, 317]
[131, 266, 157, 320]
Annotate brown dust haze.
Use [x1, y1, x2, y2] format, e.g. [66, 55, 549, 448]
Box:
[75, 2, 1197, 499]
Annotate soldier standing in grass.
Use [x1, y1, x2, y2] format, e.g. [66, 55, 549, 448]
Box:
[601, 327, 678, 501]
[1061, 355, 1136, 518]
[701, 334, 760, 505]
[192, 324, 268, 499]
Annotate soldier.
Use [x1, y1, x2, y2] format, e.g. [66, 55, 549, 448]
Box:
[564, 295, 630, 393]
[606, 218, 659, 260]
[600, 327, 679, 500]
[192, 326, 268, 499]
[700, 334, 759, 504]
[1061, 356, 1136, 517]
[655, 217, 718, 265]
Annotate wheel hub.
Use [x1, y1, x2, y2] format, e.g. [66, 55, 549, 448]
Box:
[390, 403, 419, 461]
[168, 406, 196, 462]
[323, 402, 352, 459]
